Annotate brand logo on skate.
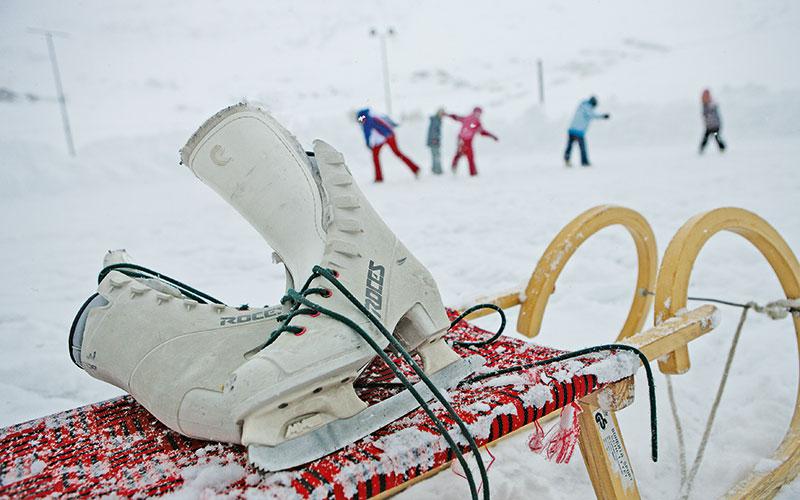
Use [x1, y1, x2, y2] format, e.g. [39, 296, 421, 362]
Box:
[220, 309, 280, 326]
[82, 351, 97, 370]
[364, 260, 385, 319]
[210, 144, 232, 166]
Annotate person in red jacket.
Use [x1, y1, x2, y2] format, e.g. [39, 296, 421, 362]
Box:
[446, 107, 498, 176]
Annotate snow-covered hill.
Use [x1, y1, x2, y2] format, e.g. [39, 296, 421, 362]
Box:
[1, 1, 799, 498]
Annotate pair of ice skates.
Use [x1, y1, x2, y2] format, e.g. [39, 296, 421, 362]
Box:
[69, 104, 479, 471]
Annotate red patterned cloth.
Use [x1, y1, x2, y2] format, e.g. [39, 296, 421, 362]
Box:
[0, 310, 626, 499]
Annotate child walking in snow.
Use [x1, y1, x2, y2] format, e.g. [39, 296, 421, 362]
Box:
[426, 109, 444, 175]
[699, 89, 726, 154]
[356, 108, 420, 183]
[446, 107, 498, 176]
[564, 96, 610, 167]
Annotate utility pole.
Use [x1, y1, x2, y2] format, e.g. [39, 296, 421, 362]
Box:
[369, 27, 395, 115]
[537, 59, 545, 105]
[28, 27, 76, 156]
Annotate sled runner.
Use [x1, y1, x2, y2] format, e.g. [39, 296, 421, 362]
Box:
[1, 205, 798, 499]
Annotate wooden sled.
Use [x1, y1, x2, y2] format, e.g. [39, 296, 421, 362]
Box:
[443, 205, 800, 499]
[0, 206, 796, 499]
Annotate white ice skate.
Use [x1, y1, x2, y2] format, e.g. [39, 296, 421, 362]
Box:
[70, 250, 285, 443]
[180, 104, 479, 470]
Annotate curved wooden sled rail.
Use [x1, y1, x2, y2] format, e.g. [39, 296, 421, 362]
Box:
[653, 207, 800, 498]
[464, 205, 658, 340]
[516, 205, 658, 340]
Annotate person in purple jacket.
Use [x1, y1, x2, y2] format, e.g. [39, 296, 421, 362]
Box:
[356, 108, 420, 182]
[699, 89, 726, 154]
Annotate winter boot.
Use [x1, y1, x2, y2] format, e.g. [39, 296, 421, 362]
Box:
[180, 104, 470, 469]
[70, 250, 284, 443]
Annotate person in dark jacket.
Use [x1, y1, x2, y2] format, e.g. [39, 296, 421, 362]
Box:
[426, 108, 444, 175]
[564, 95, 610, 167]
[356, 108, 420, 182]
[699, 89, 726, 153]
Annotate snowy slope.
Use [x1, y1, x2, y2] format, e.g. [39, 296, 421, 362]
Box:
[1, 1, 799, 498]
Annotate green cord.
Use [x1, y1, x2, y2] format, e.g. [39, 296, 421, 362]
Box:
[449, 304, 507, 347]
[267, 266, 490, 500]
[467, 343, 658, 462]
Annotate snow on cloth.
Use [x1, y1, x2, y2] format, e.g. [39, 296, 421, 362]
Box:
[0, 310, 635, 499]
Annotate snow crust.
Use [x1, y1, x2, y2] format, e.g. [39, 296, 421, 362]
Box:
[584, 351, 640, 384]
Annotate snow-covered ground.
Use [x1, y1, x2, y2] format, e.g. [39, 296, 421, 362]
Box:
[1, 1, 799, 498]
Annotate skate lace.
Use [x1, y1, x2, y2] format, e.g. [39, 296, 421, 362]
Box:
[256, 286, 332, 349]
[99, 263, 224, 305]
[258, 265, 491, 500]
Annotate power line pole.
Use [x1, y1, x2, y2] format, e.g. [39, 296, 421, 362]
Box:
[537, 59, 545, 105]
[369, 27, 395, 115]
[28, 27, 76, 156]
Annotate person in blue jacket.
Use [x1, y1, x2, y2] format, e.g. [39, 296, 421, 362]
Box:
[356, 108, 420, 182]
[564, 96, 610, 167]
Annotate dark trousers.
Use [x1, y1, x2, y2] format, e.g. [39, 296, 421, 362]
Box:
[700, 127, 726, 152]
[564, 132, 589, 165]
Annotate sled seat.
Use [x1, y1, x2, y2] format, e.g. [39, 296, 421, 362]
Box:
[0, 309, 681, 499]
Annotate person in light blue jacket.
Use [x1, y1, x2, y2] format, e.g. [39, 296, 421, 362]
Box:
[564, 96, 610, 167]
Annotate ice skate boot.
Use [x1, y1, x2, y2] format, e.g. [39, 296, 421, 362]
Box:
[181, 105, 478, 470]
[180, 103, 328, 292]
[180, 103, 456, 361]
[70, 250, 285, 443]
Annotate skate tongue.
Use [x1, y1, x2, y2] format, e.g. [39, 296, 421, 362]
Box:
[246, 354, 483, 472]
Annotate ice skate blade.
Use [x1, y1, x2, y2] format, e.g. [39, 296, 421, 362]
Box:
[247, 354, 484, 472]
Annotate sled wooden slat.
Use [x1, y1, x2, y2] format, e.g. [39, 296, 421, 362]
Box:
[623, 305, 717, 361]
[582, 376, 635, 412]
[578, 402, 640, 500]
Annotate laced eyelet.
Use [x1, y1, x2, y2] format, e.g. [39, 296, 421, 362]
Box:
[310, 311, 321, 318]
[294, 327, 307, 336]
[321, 288, 333, 298]
[332, 270, 340, 278]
